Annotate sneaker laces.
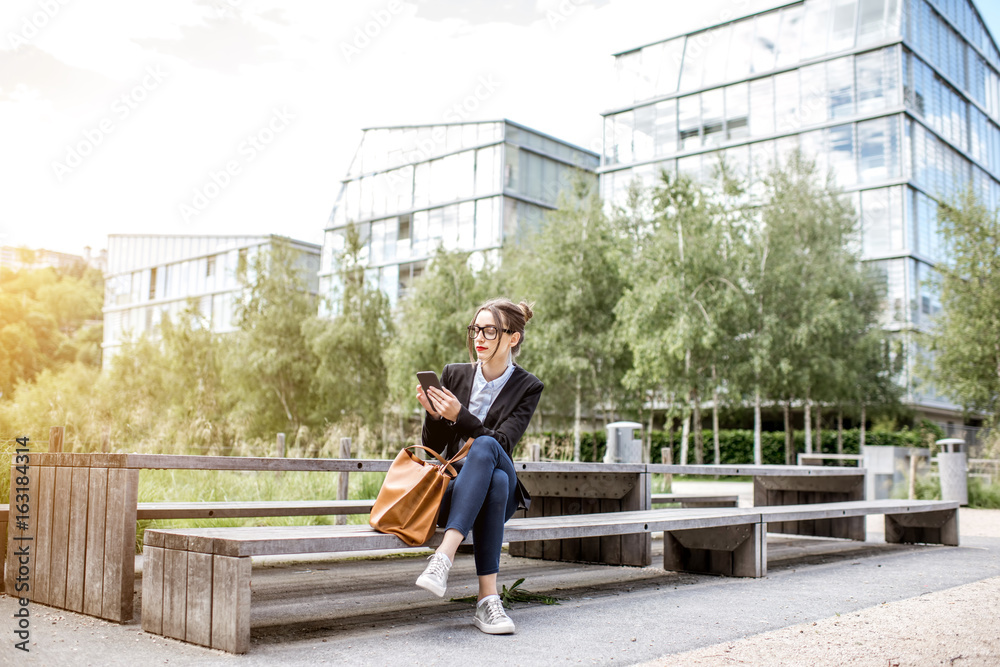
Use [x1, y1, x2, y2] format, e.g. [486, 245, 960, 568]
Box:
[424, 553, 450, 578]
[482, 597, 507, 623]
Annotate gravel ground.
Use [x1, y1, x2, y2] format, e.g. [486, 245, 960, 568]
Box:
[642, 508, 1000, 667]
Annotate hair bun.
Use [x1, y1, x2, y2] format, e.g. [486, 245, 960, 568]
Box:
[518, 300, 534, 324]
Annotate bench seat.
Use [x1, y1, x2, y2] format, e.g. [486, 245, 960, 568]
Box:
[141, 498, 958, 653]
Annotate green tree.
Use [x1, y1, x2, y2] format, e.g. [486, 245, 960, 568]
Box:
[740, 153, 888, 463]
[306, 224, 394, 439]
[926, 189, 1000, 430]
[385, 246, 493, 416]
[507, 178, 629, 461]
[616, 170, 743, 464]
[231, 239, 320, 439]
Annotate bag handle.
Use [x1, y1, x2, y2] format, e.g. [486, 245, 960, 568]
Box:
[405, 437, 474, 478]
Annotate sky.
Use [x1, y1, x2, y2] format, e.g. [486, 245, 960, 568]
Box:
[2, 0, 1000, 258]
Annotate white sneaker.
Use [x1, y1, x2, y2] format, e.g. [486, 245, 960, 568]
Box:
[415, 553, 452, 597]
[474, 596, 515, 634]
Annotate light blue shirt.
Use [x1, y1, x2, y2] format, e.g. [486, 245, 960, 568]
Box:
[467, 361, 516, 423]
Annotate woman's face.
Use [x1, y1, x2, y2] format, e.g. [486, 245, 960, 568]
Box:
[472, 309, 505, 363]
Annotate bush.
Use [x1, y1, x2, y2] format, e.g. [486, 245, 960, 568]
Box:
[526, 428, 922, 464]
[969, 477, 1000, 509]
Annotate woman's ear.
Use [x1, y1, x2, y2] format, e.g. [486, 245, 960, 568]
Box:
[508, 331, 521, 350]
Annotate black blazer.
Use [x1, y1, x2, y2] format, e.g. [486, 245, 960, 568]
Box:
[422, 362, 543, 510]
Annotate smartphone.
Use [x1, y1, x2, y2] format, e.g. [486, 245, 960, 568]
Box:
[416, 371, 443, 411]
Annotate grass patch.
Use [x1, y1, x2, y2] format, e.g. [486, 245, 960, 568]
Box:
[134, 468, 386, 550]
[451, 578, 560, 609]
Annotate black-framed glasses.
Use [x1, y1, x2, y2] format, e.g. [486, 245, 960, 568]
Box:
[467, 325, 513, 340]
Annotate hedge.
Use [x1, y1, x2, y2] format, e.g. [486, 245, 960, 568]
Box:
[524, 428, 934, 465]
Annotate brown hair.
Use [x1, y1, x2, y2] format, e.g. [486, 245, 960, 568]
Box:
[466, 297, 534, 363]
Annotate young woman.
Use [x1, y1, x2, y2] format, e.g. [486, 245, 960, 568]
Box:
[414, 297, 543, 635]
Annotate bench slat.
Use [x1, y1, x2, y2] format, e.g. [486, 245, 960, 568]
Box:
[135, 500, 375, 520]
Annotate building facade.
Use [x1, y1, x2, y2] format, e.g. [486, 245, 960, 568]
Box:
[599, 0, 1000, 422]
[102, 234, 320, 365]
[320, 120, 599, 310]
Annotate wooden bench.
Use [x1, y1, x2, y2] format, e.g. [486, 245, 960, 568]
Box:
[140, 498, 959, 653]
[0, 500, 375, 596]
[3, 454, 872, 624]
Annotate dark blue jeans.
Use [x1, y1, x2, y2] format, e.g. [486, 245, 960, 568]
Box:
[437, 435, 518, 576]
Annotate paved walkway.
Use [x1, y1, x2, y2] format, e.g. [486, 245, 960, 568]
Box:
[1, 507, 998, 665]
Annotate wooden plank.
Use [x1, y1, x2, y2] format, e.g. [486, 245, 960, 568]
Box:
[522, 491, 545, 559]
[506, 508, 527, 557]
[33, 466, 56, 605]
[134, 499, 376, 520]
[51, 467, 73, 601]
[559, 498, 582, 562]
[103, 468, 139, 622]
[541, 497, 562, 561]
[83, 468, 108, 617]
[185, 552, 214, 647]
[162, 548, 188, 641]
[211, 555, 251, 653]
[620, 471, 651, 567]
[579, 498, 601, 563]
[140, 545, 164, 636]
[65, 466, 90, 613]
[649, 464, 864, 477]
[124, 454, 393, 473]
[0, 519, 6, 594]
[517, 472, 636, 500]
[599, 498, 621, 565]
[6, 459, 39, 595]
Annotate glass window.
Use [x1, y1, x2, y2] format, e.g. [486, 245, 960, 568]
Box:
[726, 19, 754, 82]
[749, 79, 775, 137]
[453, 150, 475, 200]
[504, 145, 519, 190]
[774, 71, 800, 134]
[412, 210, 429, 257]
[750, 11, 780, 74]
[614, 50, 640, 107]
[828, 0, 858, 53]
[679, 32, 707, 91]
[615, 111, 634, 164]
[858, 116, 900, 182]
[828, 123, 857, 186]
[827, 56, 855, 118]
[774, 5, 803, 68]
[801, 0, 831, 60]
[857, 0, 886, 44]
[701, 88, 724, 147]
[475, 197, 500, 249]
[634, 104, 655, 162]
[655, 37, 685, 97]
[457, 201, 475, 249]
[799, 63, 827, 126]
[475, 145, 499, 196]
[701, 25, 732, 89]
[653, 99, 677, 157]
[856, 50, 885, 114]
[725, 83, 749, 140]
[678, 96, 701, 150]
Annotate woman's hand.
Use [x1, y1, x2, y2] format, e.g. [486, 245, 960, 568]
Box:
[415, 383, 441, 419]
[426, 386, 461, 422]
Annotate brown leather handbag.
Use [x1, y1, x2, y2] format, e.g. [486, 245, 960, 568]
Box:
[369, 438, 473, 546]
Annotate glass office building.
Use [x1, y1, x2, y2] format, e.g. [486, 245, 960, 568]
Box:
[102, 234, 320, 365]
[320, 120, 599, 310]
[600, 0, 1000, 421]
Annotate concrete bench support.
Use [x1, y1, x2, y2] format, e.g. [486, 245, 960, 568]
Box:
[754, 474, 865, 540]
[885, 509, 959, 546]
[663, 523, 765, 578]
